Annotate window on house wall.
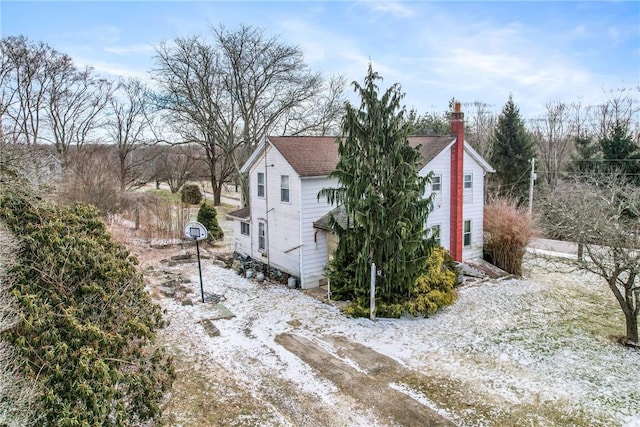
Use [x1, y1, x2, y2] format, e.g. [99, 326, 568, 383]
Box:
[258, 221, 266, 251]
[430, 224, 441, 246]
[257, 172, 265, 198]
[463, 220, 472, 246]
[281, 175, 290, 203]
[432, 175, 442, 191]
[241, 222, 250, 236]
[464, 173, 473, 189]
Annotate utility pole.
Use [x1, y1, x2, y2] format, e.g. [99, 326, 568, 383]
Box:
[528, 158, 536, 217]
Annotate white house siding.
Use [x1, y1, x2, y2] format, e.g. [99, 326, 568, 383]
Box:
[248, 145, 301, 277]
[232, 220, 251, 256]
[462, 150, 486, 260]
[421, 146, 486, 260]
[421, 149, 451, 255]
[299, 177, 338, 289]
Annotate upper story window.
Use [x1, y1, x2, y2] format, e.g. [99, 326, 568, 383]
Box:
[464, 173, 473, 189]
[432, 175, 442, 192]
[257, 172, 265, 198]
[281, 175, 290, 203]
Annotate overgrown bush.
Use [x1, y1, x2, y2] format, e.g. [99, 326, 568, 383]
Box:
[342, 247, 458, 318]
[181, 183, 203, 205]
[197, 201, 224, 242]
[484, 197, 534, 275]
[0, 183, 174, 425]
[58, 146, 126, 217]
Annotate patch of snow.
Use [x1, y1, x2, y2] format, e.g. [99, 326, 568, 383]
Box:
[388, 382, 459, 424]
[156, 257, 640, 426]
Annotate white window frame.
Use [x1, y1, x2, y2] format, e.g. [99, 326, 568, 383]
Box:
[464, 173, 473, 189]
[430, 224, 441, 246]
[280, 175, 290, 203]
[258, 221, 266, 251]
[257, 172, 265, 198]
[463, 220, 472, 247]
[432, 174, 442, 192]
[240, 222, 250, 236]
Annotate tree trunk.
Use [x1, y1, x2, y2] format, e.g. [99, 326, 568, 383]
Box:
[625, 311, 638, 345]
[213, 182, 222, 206]
[120, 156, 127, 192]
[209, 173, 219, 206]
[240, 174, 250, 208]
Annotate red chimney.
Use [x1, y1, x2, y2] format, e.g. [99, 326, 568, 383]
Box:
[450, 102, 464, 262]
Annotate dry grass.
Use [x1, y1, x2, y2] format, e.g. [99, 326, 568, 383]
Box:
[484, 198, 534, 276]
[108, 193, 197, 243]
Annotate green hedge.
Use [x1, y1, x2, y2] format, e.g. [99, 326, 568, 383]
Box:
[0, 183, 174, 426]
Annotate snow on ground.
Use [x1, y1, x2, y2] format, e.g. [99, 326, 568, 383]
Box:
[155, 255, 640, 426]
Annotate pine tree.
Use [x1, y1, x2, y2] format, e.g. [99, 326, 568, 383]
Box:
[600, 123, 639, 181]
[568, 134, 600, 175]
[489, 95, 535, 202]
[320, 64, 434, 305]
[197, 201, 224, 241]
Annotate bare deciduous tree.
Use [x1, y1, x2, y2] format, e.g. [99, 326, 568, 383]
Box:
[44, 57, 111, 171]
[541, 175, 640, 346]
[151, 144, 201, 193]
[0, 36, 54, 147]
[465, 101, 496, 159]
[152, 24, 342, 206]
[105, 77, 155, 190]
[0, 36, 112, 174]
[530, 101, 573, 189]
[152, 36, 240, 204]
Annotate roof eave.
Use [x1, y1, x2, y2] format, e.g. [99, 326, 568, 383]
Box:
[240, 137, 269, 174]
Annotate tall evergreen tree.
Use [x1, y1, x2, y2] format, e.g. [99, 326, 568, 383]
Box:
[320, 65, 434, 304]
[489, 95, 535, 201]
[600, 123, 640, 181]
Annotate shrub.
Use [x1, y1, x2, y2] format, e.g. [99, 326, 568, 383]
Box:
[405, 246, 458, 316]
[484, 197, 534, 275]
[181, 183, 203, 205]
[58, 148, 124, 217]
[341, 246, 457, 318]
[0, 183, 174, 425]
[197, 202, 224, 242]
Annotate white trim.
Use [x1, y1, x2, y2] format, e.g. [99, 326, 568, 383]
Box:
[463, 140, 495, 173]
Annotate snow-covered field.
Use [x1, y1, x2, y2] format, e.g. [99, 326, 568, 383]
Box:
[149, 251, 640, 427]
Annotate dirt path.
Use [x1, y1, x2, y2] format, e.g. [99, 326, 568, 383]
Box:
[276, 333, 455, 427]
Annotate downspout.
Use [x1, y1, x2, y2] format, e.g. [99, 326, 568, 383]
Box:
[299, 176, 304, 289]
[264, 142, 271, 276]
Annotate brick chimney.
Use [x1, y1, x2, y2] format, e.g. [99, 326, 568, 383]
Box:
[450, 102, 464, 262]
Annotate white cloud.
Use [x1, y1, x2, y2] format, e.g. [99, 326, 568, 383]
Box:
[367, 1, 415, 18]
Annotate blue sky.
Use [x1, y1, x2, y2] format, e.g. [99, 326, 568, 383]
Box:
[1, 1, 638, 119]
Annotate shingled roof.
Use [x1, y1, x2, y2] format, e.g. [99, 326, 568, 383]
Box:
[268, 136, 340, 177]
[409, 136, 456, 169]
[267, 135, 457, 177]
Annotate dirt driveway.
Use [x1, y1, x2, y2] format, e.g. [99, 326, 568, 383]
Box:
[132, 243, 456, 426]
[276, 333, 454, 427]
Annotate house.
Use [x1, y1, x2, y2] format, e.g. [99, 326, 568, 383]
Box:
[228, 104, 494, 289]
